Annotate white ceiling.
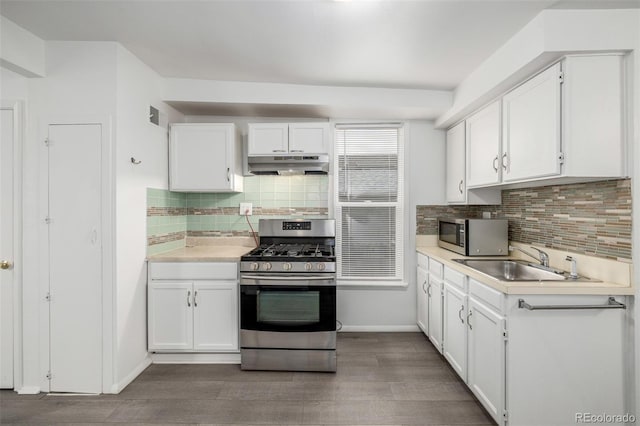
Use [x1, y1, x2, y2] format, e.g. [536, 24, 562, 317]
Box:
[2, 0, 638, 117]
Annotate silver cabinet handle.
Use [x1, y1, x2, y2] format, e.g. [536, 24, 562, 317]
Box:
[272, 149, 286, 152]
[187, 290, 191, 307]
[290, 149, 303, 152]
[90, 229, 98, 244]
[502, 152, 508, 171]
[467, 310, 473, 330]
[458, 179, 463, 194]
[427, 283, 432, 297]
[226, 167, 230, 182]
[458, 305, 465, 323]
[493, 155, 499, 172]
[518, 297, 626, 310]
[194, 290, 198, 307]
[422, 281, 427, 294]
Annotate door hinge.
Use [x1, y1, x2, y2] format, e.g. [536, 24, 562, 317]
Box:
[558, 152, 565, 165]
[558, 71, 564, 84]
[45, 292, 51, 302]
[46, 371, 51, 380]
[503, 410, 509, 422]
[503, 329, 508, 341]
[44, 138, 50, 147]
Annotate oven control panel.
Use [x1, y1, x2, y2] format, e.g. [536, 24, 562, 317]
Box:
[282, 221, 311, 231]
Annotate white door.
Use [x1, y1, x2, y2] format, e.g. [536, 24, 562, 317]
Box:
[443, 283, 467, 381]
[48, 124, 102, 393]
[416, 266, 428, 334]
[502, 62, 561, 182]
[427, 276, 443, 354]
[169, 124, 232, 191]
[288, 123, 330, 154]
[193, 281, 238, 352]
[466, 100, 501, 187]
[248, 123, 289, 155]
[445, 122, 466, 203]
[467, 296, 506, 425]
[0, 107, 15, 389]
[148, 282, 194, 351]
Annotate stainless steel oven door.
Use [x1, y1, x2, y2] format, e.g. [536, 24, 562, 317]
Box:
[240, 273, 336, 335]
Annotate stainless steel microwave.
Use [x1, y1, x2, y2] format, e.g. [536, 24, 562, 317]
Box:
[437, 218, 508, 256]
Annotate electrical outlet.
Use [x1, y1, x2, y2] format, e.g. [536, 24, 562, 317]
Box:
[240, 202, 253, 216]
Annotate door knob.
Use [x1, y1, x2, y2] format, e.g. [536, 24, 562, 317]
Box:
[0, 260, 12, 270]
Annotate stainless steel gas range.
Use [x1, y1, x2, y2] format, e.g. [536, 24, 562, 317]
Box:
[240, 218, 336, 372]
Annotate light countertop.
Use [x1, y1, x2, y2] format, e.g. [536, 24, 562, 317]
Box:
[417, 246, 634, 296]
[147, 237, 255, 262]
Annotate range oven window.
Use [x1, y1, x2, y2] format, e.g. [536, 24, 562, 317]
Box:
[258, 291, 320, 325]
[241, 285, 336, 332]
[439, 221, 463, 247]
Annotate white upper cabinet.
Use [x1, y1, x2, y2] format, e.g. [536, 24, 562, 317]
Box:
[248, 122, 330, 156]
[445, 122, 466, 203]
[466, 100, 502, 187]
[169, 123, 243, 192]
[502, 62, 562, 183]
[452, 53, 627, 194]
[289, 123, 330, 154]
[247, 123, 289, 155]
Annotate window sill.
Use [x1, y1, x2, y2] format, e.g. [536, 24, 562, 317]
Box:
[337, 280, 409, 289]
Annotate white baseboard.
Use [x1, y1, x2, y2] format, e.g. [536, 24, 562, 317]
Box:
[151, 352, 241, 364]
[17, 386, 41, 395]
[339, 325, 420, 332]
[110, 355, 152, 394]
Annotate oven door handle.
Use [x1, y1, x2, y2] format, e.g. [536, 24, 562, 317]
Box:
[241, 275, 334, 280]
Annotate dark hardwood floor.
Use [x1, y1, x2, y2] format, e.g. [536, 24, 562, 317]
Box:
[0, 332, 495, 425]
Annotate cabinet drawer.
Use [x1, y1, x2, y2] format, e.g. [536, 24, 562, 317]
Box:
[429, 259, 443, 279]
[417, 253, 428, 270]
[468, 278, 504, 313]
[149, 262, 238, 280]
[444, 266, 466, 291]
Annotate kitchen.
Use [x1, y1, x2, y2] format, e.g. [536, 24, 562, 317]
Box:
[0, 1, 639, 425]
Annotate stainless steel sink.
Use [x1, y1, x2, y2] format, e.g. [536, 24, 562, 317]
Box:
[453, 259, 597, 282]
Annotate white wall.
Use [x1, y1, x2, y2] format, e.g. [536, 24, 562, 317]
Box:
[0, 16, 45, 77]
[114, 45, 183, 390]
[20, 41, 118, 393]
[337, 120, 445, 330]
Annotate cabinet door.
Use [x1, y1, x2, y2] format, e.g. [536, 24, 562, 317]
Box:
[467, 297, 506, 425]
[416, 266, 429, 334]
[466, 100, 501, 187]
[445, 122, 466, 203]
[248, 123, 289, 155]
[502, 63, 561, 182]
[427, 275, 443, 354]
[148, 282, 194, 351]
[193, 281, 239, 352]
[288, 123, 330, 154]
[170, 124, 234, 191]
[443, 283, 467, 382]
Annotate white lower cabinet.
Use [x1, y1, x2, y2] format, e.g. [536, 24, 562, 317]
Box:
[467, 294, 506, 425]
[416, 252, 628, 426]
[427, 276, 444, 354]
[443, 283, 467, 381]
[416, 261, 429, 333]
[148, 262, 239, 353]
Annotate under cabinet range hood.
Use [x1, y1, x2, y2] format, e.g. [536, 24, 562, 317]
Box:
[246, 154, 330, 176]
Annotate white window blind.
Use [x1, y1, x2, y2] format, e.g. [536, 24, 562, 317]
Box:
[334, 124, 404, 282]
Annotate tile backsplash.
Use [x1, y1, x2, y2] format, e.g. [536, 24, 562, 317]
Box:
[147, 175, 329, 254]
[416, 179, 632, 261]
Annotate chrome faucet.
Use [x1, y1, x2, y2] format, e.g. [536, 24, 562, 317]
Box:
[509, 245, 550, 267]
[565, 256, 578, 279]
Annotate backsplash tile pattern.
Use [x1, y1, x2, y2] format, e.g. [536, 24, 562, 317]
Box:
[147, 175, 329, 253]
[416, 179, 632, 261]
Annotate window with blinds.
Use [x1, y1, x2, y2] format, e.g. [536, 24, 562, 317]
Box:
[334, 125, 404, 282]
